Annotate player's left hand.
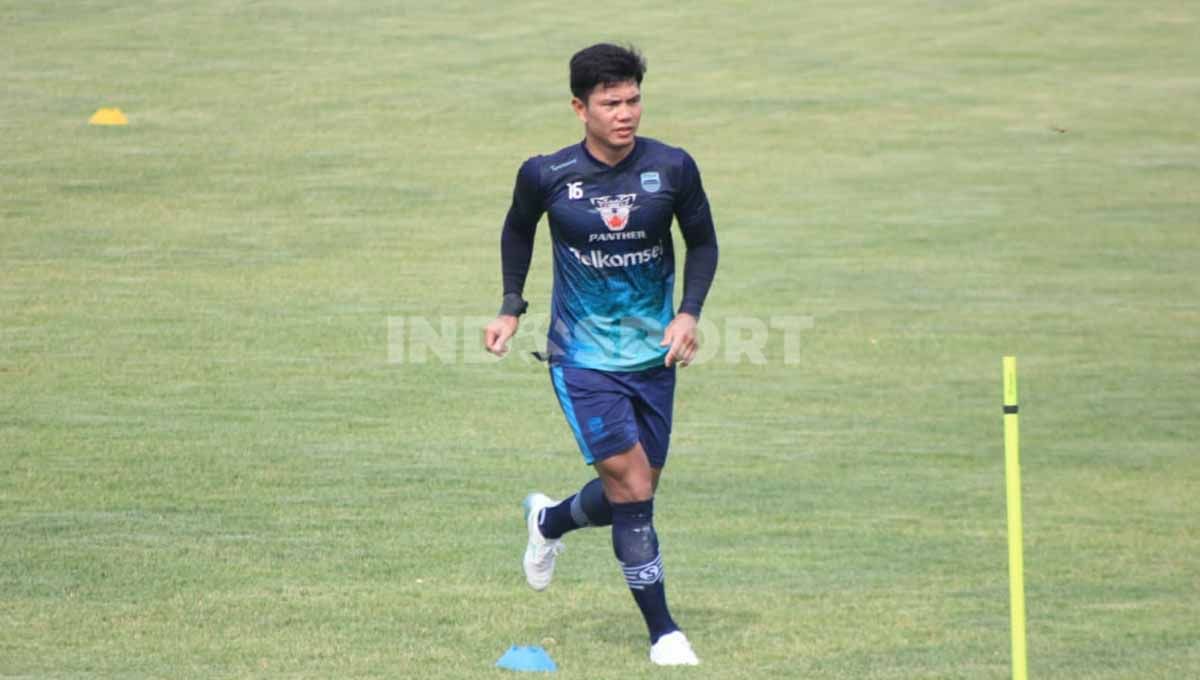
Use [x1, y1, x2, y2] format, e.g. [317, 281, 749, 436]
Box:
[661, 313, 699, 368]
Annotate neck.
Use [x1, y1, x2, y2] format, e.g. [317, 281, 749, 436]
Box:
[585, 136, 635, 167]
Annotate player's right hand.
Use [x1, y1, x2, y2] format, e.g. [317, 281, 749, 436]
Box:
[484, 315, 520, 357]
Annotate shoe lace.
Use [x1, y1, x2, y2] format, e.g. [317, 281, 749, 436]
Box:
[534, 540, 565, 563]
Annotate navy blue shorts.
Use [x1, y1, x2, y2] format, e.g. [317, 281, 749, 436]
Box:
[549, 365, 676, 467]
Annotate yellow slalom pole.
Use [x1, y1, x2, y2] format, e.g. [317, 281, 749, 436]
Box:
[1002, 356, 1028, 680]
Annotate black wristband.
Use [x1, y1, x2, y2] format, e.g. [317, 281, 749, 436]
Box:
[499, 293, 528, 317]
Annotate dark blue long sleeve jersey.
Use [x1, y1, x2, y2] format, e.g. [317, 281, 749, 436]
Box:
[500, 137, 718, 371]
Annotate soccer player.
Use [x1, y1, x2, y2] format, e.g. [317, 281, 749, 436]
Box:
[484, 43, 718, 666]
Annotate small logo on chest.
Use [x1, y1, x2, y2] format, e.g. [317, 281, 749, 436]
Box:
[640, 171, 661, 192]
[589, 193, 638, 231]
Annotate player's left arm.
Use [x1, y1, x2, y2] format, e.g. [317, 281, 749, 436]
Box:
[662, 152, 718, 367]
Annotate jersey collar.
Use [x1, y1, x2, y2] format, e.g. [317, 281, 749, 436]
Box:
[579, 136, 643, 171]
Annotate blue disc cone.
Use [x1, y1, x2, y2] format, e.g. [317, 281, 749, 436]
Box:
[496, 645, 557, 672]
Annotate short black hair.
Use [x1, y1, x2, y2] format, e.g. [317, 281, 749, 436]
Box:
[569, 43, 646, 102]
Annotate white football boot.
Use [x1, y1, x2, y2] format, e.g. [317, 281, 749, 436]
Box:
[522, 493, 564, 591]
[650, 631, 701, 666]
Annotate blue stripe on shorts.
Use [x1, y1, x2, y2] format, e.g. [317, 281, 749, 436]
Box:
[550, 365, 595, 463]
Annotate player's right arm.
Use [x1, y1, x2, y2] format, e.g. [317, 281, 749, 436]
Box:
[485, 158, 544, 357]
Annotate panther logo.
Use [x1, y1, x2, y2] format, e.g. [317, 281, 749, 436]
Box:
[589, 194, 638, 231]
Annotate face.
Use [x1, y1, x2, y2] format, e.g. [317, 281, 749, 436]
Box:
[572, 80, 642, 154]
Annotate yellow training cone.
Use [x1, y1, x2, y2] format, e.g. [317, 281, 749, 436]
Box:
[89, 108, 128, 126]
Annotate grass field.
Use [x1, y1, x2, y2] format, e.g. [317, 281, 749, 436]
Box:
[3, 1, 1198, 678]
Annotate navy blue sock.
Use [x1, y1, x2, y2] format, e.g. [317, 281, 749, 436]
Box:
[611, 498, 678, 644]
[576, 477, 613, 526]
[538, 478, 612, 539]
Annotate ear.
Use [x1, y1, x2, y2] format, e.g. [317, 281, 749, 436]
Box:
[571, 97, 588, 123]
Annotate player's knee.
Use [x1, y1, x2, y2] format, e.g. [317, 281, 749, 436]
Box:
[596, 444, 654, 501]
[621, 475, 653, 502]
[605, 479, 653, 503]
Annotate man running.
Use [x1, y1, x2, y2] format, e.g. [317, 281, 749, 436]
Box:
[484, 43, 718, 666]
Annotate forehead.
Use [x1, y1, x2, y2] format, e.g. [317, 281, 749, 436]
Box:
[588, 80, 641, 103]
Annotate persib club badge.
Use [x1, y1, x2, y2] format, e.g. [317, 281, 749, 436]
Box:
[590, 194, 637, 231]
[640, 171, 661, 192]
